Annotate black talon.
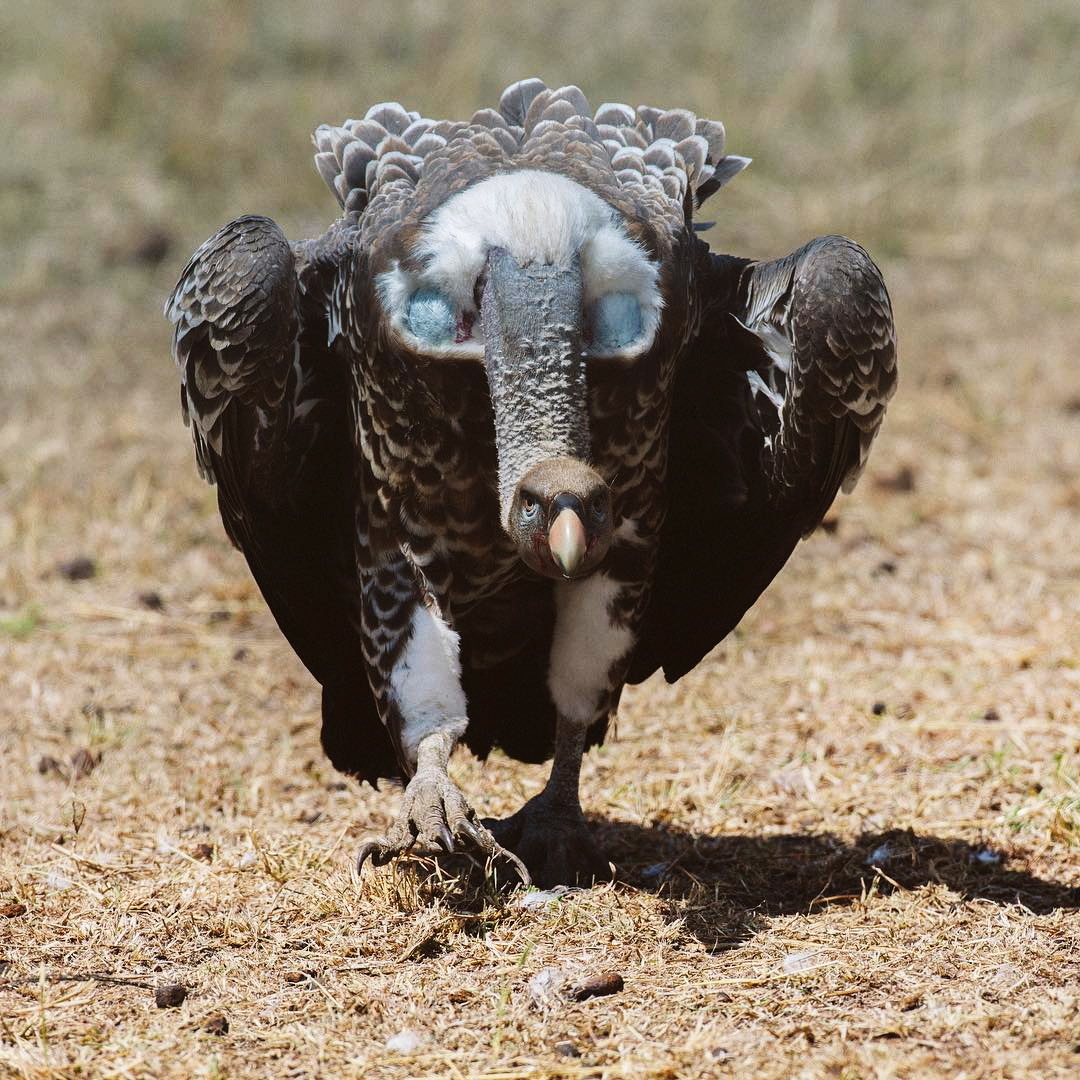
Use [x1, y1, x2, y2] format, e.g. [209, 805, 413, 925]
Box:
[435, 824, 455, 852]
[454, 817, 486, 846]
[356, 841, 382, 871]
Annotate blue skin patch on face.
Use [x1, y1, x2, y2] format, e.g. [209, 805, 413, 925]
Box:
[406, 290, 456, 345]
[589, 292, 643, 351]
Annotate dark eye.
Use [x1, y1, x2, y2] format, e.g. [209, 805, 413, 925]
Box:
[590, 495, 607, 522]
[521, 494, 540, 521]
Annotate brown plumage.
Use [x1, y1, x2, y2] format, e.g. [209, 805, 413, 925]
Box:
[166, 79, 897, 887]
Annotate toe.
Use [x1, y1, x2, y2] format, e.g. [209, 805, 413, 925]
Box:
[357, 838, 395, 871]
[453, 816, 490, 849]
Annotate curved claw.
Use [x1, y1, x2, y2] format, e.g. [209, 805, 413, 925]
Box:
[483, 802, 611, 888]
[492, 843, 532, 887]
[434, 824, 455, 853]
[453, 816, 488, 847]
[453, 816, 532, 886]
[356, 840, 381, 872]
[357, 838, 404, 871]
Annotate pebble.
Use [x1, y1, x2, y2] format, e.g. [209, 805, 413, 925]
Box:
[570, 972, 624, 1001]
[782, 949, 822, 974]
[58, 556, 96, 581]
[384, 1028, 428, 1054]
[515, 886, 571, 909]
[203, 1014, 229, 1035]
[155, 983, 188, 1008]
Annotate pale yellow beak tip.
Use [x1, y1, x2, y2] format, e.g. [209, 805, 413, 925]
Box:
[548, 507, 587, 576]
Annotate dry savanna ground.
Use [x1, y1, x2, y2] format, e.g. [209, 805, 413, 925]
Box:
[1, 2, 1078, 1077]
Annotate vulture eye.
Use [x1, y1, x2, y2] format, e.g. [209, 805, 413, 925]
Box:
[588, 292, 643, 352]
[590, 495, 607, 522]
[520, 494, 541, 521]
[405, 289, 456, 345]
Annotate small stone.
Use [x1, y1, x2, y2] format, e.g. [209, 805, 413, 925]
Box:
[58, 556, 97, 581]
[138, 591, 165, 611]
[203, 1014, 229, 1035]
[866, 843, 895, 865]
[70, 748, 98, 778]
[782, 949, 822, 974]
[528, 966, 569, 1010]
[385, 1028, 428, 1054]
[283, 971, 307, 983]
[155, 983, 188, 1008]
[553, 1040, 581, 1057]
[874, 465, 916, 493]
[192, 843, 214, 862]
[982, 708, 1001, 722]
[871, 701, 887, 716]
[570, 972, 624, 1001]
[515, 886, 570, 909]
[0, 902, 27, 918]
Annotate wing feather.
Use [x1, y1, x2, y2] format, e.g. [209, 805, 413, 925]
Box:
[630, 237, 897, 684]
[165, 216, 398, 784]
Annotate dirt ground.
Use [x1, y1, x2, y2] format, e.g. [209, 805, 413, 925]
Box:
[1, 3, 1078, 1077]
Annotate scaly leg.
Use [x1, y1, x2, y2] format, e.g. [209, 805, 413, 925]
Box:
[488, 573, 635, 887]
[355, 582, 528, 882]
[486, 712, 612, 887]
[357, 726, 528, 882]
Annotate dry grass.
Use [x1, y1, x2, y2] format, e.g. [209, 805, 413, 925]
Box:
[2, 2, 1079, 1077]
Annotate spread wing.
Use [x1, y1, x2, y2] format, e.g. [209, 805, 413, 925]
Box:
[165, 215, 398, 784]
[630, 236, 898, 684]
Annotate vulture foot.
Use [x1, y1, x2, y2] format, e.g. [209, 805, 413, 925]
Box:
[357, 768, 530, 884]
[486, 797, 613, 888]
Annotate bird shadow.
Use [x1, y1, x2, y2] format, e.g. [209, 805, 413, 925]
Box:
[592, 818, 1080, 952]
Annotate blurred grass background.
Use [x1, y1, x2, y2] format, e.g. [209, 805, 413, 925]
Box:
[3, 0, 1078, 402]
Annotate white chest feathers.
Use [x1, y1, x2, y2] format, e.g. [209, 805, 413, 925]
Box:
[547, 574, 634, 725]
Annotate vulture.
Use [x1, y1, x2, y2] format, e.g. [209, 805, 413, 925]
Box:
[166, 79, 896, 887]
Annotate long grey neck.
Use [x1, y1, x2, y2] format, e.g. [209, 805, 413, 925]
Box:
[481, 248, 591, 523]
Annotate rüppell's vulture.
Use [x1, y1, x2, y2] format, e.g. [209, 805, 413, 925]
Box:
[166, 80, 897, 887]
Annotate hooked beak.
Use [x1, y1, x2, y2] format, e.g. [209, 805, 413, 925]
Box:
[548, 506, 588, 577]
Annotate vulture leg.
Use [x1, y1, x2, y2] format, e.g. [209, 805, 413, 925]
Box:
[486, 713, 612, 888]
[355, 584, 530, 882]
[356, 728, 528, 883]
[486, 574, 631, 887]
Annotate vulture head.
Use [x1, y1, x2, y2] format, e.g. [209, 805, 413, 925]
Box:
[376, 168, 664, 580]
[506, 456, 612, 580]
